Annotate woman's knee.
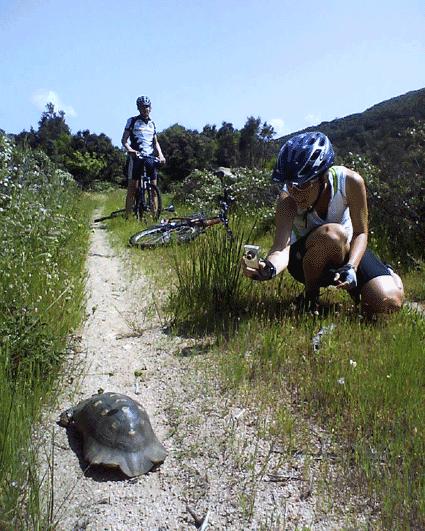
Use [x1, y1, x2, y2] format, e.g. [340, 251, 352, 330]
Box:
[360, 276, 404, 315]
[308, 224, 348, 247]
[390, 270, 404, 292]
[306, 224, 349, 262]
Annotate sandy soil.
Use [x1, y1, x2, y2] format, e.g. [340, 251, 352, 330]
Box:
[46, 215, 376, 530]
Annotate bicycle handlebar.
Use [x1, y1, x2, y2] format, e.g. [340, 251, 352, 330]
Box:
[136, 153, 161, 167]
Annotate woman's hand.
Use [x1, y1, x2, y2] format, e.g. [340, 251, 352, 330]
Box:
[241, 257, 261, 279]
[332, 264, 357, 290]
[241, 259, 276, 281]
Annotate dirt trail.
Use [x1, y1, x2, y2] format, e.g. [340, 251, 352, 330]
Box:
[49, 215, 373, 530]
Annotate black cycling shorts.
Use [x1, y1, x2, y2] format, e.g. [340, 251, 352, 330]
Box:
[288, 230, 391, 296]
[126, 156, 157, 181]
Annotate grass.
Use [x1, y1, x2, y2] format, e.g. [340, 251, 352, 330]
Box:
[98, 187, 176, 249]
[0, 139, 94, 528]
[403, 261, 425, 303]
[98, 188, 425, 529]
[219, 311, 425, 527]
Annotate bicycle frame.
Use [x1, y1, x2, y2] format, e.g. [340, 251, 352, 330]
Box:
[135, 172, 151, 219]
[159, 189, 234, 237]
[128, 188, 235, 247]
[134, 155, 161, 221]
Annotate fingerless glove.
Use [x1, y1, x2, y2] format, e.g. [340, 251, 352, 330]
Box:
[333, 263, 357, 289]
[252, 259, 277, 281]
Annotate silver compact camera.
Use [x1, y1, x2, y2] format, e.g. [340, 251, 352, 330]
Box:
[243, 244, 261, 269]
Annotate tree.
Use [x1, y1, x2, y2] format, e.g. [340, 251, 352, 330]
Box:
[239, 116, 261, 167]
[158, 124, 216, 184]
[16, 104, 126, 187]
[37, 103, 71, 163]
[202, 124, 217, 139]
[259, 121, 276, 167]
[216, 122, 239, 167]
[64, 150, 106, 186]
[14, 126, 39, 150]
[69, 130, 125, 186]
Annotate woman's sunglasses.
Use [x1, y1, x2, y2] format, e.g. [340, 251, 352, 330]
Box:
[286, 178, 318, 191]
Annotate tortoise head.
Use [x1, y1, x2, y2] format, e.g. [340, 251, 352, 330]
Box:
[57, 408, 74, 427]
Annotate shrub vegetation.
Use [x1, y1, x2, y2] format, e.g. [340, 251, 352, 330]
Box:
[0, 134, 93, 528]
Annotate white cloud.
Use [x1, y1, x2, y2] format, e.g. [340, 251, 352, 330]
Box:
[304, 113, 321, 126]
[269, 118, 288, 137]
[31, 89, 77, 117]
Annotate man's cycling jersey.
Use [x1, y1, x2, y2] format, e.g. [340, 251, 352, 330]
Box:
[284, 166, 354, 244]
[124, 116, 157, 156]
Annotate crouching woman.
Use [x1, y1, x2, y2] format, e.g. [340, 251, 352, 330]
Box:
[242, 132, 404, 316]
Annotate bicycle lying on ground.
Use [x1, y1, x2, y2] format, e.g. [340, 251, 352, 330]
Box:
[94, 155, 163, 223]
[128, 190, 234, 248]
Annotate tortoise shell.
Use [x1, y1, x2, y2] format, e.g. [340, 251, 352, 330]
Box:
[59, 392, 167, 476]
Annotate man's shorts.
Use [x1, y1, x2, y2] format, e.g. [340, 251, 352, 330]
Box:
[288, 229, 392, 297]
[125, 156, 157, 181]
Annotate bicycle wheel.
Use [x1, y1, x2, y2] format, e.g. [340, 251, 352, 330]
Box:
[144, 183, 162, 221]
[129, 223, 203, 248]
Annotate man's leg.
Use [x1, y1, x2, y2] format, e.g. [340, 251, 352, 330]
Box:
[149, 167, 159, 212]
[125, 156, 140, 218]
[126, 179, 137, 218]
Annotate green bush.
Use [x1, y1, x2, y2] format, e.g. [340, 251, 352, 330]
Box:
[341, 151, 424, 266]
[0, 134, 93, 528]
[171, 167, 279, 223]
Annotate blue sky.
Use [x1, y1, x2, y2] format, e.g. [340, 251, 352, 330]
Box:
[1, 0, 424, 146]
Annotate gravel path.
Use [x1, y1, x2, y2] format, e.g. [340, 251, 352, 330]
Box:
[47, 215, 375, 530]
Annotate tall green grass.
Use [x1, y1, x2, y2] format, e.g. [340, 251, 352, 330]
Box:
[0, 136, 94, 528]
[167, 219, 250, 334]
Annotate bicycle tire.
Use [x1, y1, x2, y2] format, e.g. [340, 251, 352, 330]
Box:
[145, 183, 162, 221]
[94, 209, 126, 222]
[129, 222, 204, 248]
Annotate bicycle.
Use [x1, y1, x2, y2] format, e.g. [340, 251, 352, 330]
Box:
[132, 154, 162, 221]
[94, 155, 162, 223]
[128, 190, 234, 248]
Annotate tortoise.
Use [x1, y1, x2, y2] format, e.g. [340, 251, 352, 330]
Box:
[58, 391, 167, 476]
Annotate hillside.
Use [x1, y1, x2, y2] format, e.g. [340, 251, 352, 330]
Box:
[276, 87, 425, 177]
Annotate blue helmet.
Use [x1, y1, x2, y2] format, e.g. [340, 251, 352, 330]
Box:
[136, 96, 151, 108]
[272, 132, 335, 186]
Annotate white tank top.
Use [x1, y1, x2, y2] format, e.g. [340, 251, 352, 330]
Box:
[287, 166, 353, 244]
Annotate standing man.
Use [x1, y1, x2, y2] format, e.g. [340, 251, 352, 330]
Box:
[121, 96, 166, 218]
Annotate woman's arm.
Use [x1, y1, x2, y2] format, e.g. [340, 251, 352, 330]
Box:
[266, 193, 296, 274]
[345, 168, 368, 270]
[242, 192, 296, 279]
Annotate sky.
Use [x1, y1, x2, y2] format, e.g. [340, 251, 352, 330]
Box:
[0, 0, 424, 146]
